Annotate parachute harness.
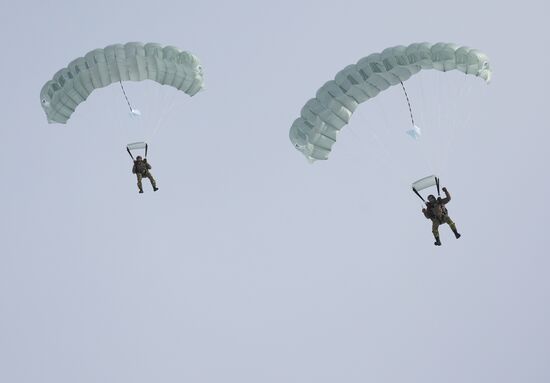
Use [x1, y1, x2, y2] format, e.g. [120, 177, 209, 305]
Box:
[400, 81, 415, 127]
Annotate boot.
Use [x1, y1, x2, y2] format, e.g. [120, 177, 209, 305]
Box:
[453, 229, 461, 239]
[153, 187, 159, 192]
[139, 189, 144, 194]
[434, 236, 442, 246]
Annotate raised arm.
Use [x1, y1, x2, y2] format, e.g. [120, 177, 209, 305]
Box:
[440, 187, 451, 204]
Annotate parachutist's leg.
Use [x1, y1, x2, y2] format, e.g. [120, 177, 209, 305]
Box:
[445, 216, 461, 239]
[432, 220, 442, 246]
[137, 174, 144, 193]
[146, 172, 158, 191]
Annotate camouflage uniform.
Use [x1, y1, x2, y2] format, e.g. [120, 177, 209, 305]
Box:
[422, 188, 460, 245]
[132, 158, 157, 192]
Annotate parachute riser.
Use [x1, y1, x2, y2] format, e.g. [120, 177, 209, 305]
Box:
[126, 142, 148, 160]
[119, 80, 134, 112]
[126, 147, 135, 160]
[412, 187, 426, 203]
[411, 175, 441, 203]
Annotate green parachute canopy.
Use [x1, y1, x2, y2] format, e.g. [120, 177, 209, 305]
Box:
[289, 42, 491, 161]
[40, 42, 204, 124]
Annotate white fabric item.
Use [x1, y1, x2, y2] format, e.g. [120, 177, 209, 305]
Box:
[129, 109, 142, 117]
[40, 42, 204, 124]
[406, 125, 422, 139]
[290, 42, 491, 161]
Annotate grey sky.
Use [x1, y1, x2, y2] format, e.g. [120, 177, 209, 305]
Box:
[1, 0, 549, 382]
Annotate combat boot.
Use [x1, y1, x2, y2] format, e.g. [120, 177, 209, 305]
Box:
[434, 236, 442, 246]
[153, 187, 159, 192]
[453, 229, 461, 239]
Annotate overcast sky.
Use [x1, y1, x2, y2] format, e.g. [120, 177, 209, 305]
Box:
[1, 0, 549, 382]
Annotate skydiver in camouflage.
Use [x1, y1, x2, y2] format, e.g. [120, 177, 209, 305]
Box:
[422, 187, 461, 246]
[132, 156, 158, 194]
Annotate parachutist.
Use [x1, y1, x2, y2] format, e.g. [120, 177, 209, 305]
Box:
[132, 156, 158, 194]
[422, 187, 461, 246]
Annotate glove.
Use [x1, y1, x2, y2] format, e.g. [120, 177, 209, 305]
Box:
[442, 187, 447, 192]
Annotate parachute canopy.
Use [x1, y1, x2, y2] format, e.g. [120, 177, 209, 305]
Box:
[40, 42, 204, 124]
[289, 42, 491, 161]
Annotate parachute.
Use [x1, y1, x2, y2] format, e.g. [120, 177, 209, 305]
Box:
[40, 42, 204, 124]
[289, 42, 491, 161]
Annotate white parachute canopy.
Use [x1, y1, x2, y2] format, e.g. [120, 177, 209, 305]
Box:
[289, 42, 491, 161]
[40, 42, 204, 124]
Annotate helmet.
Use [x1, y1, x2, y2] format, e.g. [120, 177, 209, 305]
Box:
[136, 156, 143, 161]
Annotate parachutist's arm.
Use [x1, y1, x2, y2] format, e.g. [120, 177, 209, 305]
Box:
[146, 163, 152, 170]
[422, 208, 431, 219]
[441, 187, 451, 204]
[132, 165, 136, 174]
